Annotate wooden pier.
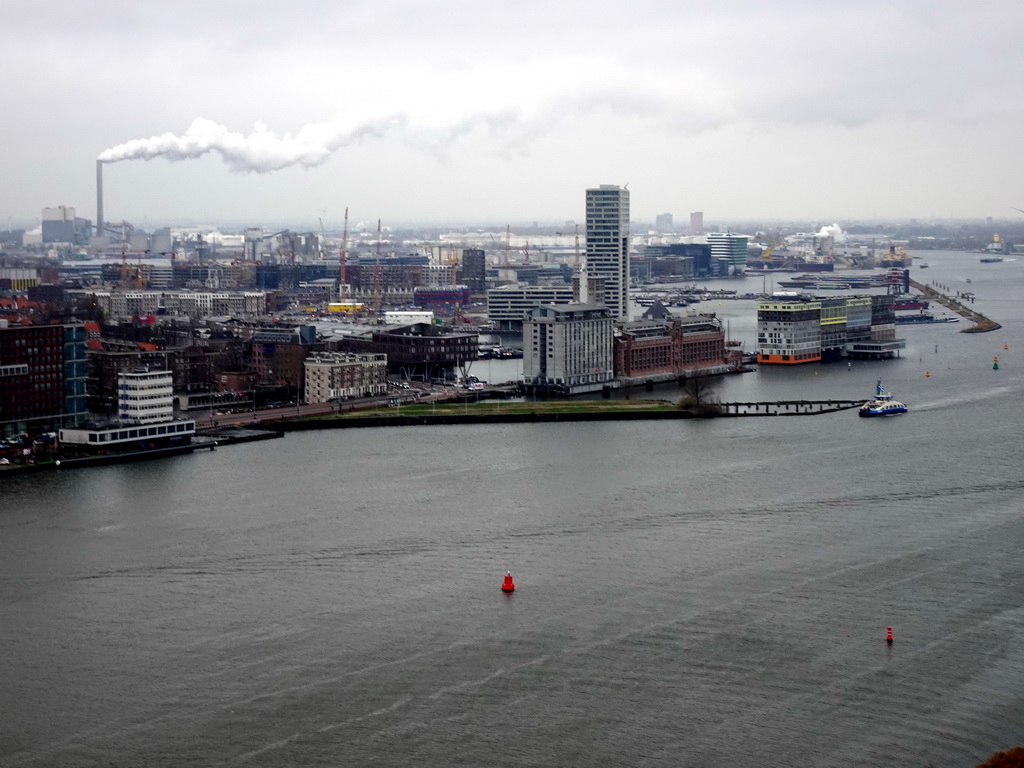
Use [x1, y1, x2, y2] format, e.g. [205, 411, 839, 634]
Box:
[720, 400, 863, 416]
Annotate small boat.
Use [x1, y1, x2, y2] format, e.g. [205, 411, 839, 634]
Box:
[859, 379, 908, 417]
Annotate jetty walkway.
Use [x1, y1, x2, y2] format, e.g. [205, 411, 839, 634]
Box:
[909, 279, 1001, 332]
[719, 400, 863, 416]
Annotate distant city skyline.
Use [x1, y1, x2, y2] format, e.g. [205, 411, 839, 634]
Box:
[4, 1, 1023, 227]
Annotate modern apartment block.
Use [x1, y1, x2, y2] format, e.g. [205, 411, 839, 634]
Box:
[459, 249, 487, 293]
[487, 284, 576, 327]
[585, 185, 630, 319]
[304, 352, 387, 403]
[757, 294, 903, 364]
[72, 290, 269, 318]
[523, 304, 615, 394]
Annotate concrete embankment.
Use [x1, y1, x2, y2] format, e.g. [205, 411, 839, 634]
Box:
[271, 401, 862, 430]
[0, 442, 205, 475]
[274, 410, 697, 430]
[195, 426, 284, 445]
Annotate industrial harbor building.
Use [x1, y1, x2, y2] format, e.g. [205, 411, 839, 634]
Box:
[756, 294, 903, 364]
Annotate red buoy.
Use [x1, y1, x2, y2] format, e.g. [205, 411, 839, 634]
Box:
[501, 571, 515, 592]
[886, 626, 893, 644]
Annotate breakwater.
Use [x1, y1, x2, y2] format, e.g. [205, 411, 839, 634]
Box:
[909, 278, 1001, 332]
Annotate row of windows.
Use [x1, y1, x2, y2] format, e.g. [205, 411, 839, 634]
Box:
[87, 422, 192, 442]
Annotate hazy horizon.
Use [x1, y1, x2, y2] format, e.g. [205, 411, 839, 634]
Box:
[5, 1, 1023, 227]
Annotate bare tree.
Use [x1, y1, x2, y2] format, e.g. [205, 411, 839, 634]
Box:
[677, 375, 721, 416]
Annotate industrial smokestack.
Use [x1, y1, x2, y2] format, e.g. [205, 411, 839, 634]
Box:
[96, 160, 104, 238]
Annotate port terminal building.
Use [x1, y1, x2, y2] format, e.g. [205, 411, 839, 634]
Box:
[756, 294, 904, 364]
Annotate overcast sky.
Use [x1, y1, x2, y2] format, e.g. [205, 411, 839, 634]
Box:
[5, 0, 1023, 230]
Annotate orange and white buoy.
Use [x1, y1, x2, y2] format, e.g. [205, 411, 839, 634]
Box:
[501, 571, 515, 592]
[886, 626, 893, 644]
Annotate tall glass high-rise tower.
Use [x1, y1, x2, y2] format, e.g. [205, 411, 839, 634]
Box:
[585, 185, 630, 319]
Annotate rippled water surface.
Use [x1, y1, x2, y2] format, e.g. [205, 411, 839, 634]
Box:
[2, 250, 1023, 766]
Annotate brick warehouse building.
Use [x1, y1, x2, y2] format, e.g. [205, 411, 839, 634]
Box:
[614, 315, 727, 383]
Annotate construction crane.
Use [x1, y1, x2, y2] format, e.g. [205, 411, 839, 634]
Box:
[373, 218, 382, 314]
[135, 249, 148, 289]
[118, 244, 149, 289]
[338, 207, 348, 305]
[119, 243, 130, 288]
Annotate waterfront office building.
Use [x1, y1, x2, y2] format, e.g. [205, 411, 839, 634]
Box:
[60, 368, 196, 449]
[0, 322, 87, 438]
[756, 294, 903, 364]
[523, 304, 614, 394]
[707, 233, 749, 274]
[118, 369, 175, 424]
[585, 185, 630, 320]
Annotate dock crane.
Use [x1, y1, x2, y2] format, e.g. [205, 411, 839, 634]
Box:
[556, 225, 581, 265]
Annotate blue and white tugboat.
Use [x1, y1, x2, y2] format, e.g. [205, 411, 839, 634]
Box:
[859, 379, 908, 417]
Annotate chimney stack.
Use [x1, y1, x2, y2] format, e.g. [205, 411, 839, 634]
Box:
[96, 160, 104, 238]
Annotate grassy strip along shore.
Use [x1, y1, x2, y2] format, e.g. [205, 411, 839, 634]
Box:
[275, 399, 689, 430]
[270, 396, 862, 431]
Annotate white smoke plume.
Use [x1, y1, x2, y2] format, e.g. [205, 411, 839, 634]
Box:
[98, 115, 410, 172]
[816, 223, 847, 243]
[96, 79, 727, 173]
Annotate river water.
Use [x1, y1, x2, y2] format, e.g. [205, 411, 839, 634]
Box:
[2, 250, 1023, 767]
